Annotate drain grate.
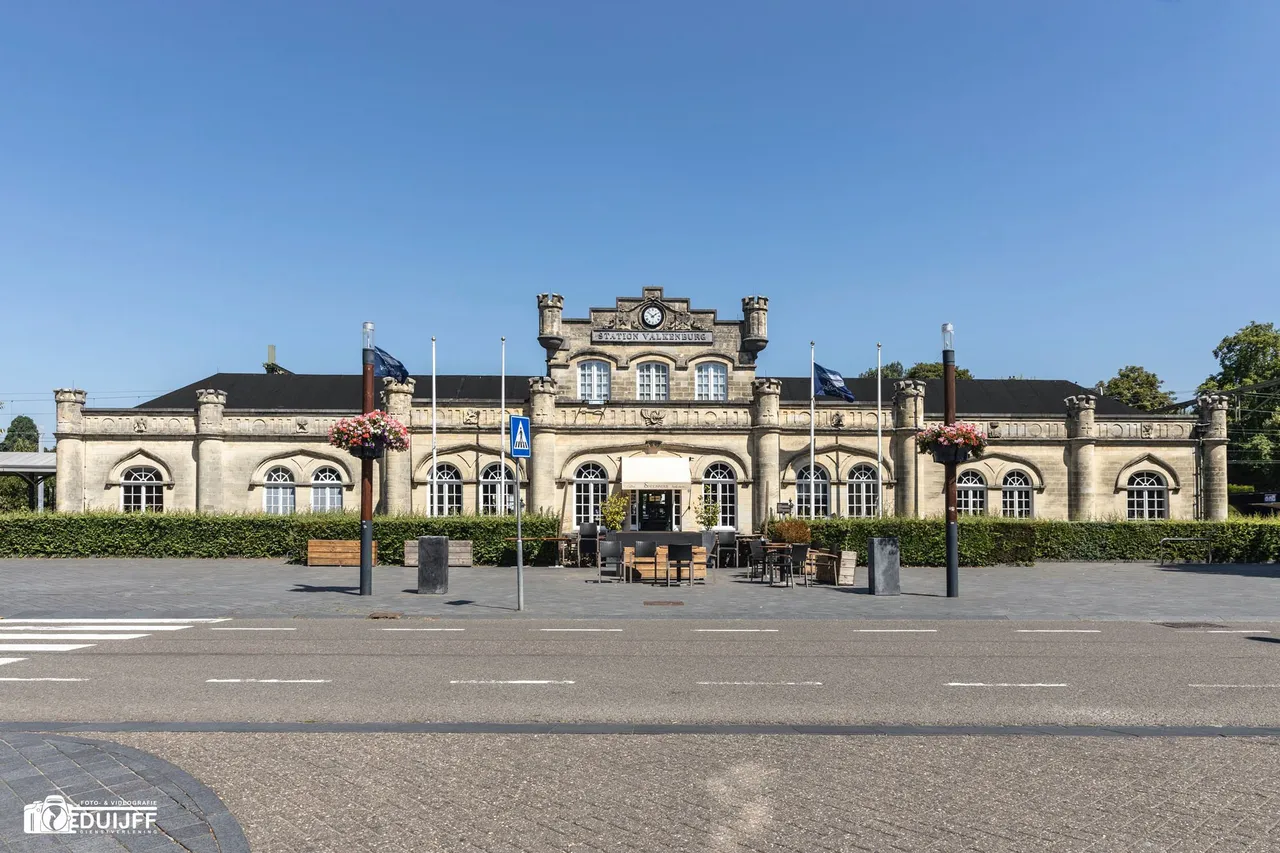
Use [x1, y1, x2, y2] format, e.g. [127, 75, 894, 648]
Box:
[1156, 621, 1230, 629]
[643, 600, 685, 607]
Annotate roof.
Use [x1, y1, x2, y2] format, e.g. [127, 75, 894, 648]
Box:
[0, 452, 56, 475]
[775, 377, 1145, 416]
[134, 374, 535, 411]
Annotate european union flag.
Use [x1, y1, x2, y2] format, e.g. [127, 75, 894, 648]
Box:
[814, 363, 856, 402]
[373, 347, 410, 384]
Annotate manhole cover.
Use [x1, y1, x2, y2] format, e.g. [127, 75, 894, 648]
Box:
[643, 600, 685, 606]
[1156, 621, 1230, 629]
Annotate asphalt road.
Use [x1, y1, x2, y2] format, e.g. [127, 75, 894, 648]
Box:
[3, 617, 1280, 727]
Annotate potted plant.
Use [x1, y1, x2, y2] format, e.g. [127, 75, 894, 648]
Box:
[599, 492, 630, 539]
[694, 498, 721, 553]
[327, 410, 410, 460]
[915, 422, 988, 464]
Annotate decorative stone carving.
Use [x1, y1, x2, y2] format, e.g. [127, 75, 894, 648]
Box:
[1140, 422, 1153, 438]
[988, 421, 1002, 438]
[831, 412, 845, 429]
[462, 409, 480, 426]
[132, 417, 148, 433]
[295, 417, 309, 433]
[640, 409, 666, 427]
[1065, 394, 1097, 414]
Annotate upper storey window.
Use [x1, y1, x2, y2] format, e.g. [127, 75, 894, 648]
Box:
[578, 360, 610, 403]
[695, 363, 728, 401]
[636, 362, 669, 401]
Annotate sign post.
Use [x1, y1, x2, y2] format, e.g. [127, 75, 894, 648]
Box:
[509, 415, 531, 612]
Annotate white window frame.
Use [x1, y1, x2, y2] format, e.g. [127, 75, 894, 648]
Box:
[480, 462, 516, 515]
[430, 463, 464, 516]
[311, 467, 344, 513]
[695, 362, 728, 401]
[702, 463, 737, 528]
[797, 465, 830, 519]
[636, 361, 669, 402]
[121, 466, 164, 513]
[957, 470, 986, 516]
[1001, 470, 1033, 518]
[574, 463, 609, 528]
[848, 464, 879, 518]
[578, 360, 611, 403]
[1127, 471, 1168, 520]
[263, 467, 297, 515]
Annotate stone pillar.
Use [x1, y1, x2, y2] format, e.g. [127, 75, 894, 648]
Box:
[1197, 394, 1230, 520]
[54, 388, 86, 513]
[528, 377, 558, 515]
[195, 389, 227, 513]
[892, 380, 925, 517]
[751, 378, 782, 530]
[383, 377, 415, 515]
[1065, 394, 1097, 520]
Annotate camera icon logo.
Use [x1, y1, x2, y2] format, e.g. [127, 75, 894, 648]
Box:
[24, 795, 76, 834]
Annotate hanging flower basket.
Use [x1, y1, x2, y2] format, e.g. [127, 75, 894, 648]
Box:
[916, 422, 987, 464]
[328, 410, 410, 460]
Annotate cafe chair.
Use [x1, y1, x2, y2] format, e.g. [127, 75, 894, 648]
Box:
[577, 523, 599, 568]
[714, 530, 737, 570]
[634, 540, 659, 585]
[667, 543, 695, 588]
[598, 539, 626, 584]
[780, 543, 810, 588]
[747, 539, 766, 582]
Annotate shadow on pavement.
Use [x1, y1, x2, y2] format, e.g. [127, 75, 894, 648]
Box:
[1160, 564, 1280, 579]
[1247, 636, 1280, 645]
[290, 584, 361, 595]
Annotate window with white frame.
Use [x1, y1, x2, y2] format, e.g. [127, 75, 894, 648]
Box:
[957, 470, 986, 515]
[702, 463, 737, 528]
[695, 362, 728, 401]
[636, 362, 669, 401]
[574, 463, 609, 527]
[848, 464, 879, 518]
[796, 465, 830, 519]
[1126, 471, 1167, 520]
[311, 467, 344, 512]
[480, 462, 516, 515]
[578, 360, 610, 403]
[427, 463, 463, 516]
[263, 467, 296, 515]
[121, 466, 164, 513]
[1001, 470, 1033, 518]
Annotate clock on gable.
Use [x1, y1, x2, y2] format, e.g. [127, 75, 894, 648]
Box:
[641, 304, 665, 329]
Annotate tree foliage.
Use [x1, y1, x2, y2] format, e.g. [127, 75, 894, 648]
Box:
[904, 362, 975, 381]
[0, 416, 44, 511]
[1097, 365, 1175, 412]
[1201, 322, 1280, 487]
[857, 361, 905, 379]
[0, 416, 38, 452]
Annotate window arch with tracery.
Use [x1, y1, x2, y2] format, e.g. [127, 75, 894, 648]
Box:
[957, 470, 986, 516]
[797, 465, 830, 519]
[702, 463, 737, 528]
[121, 466, 164, 513]
[1001, 470, 1032, 518]
[574, 463, 609, 527]
[480, 462, 516, 515]
[263, 467, 296, 515]
[311, 467, 344, 513]
[848, 464, 879, 518]
[1127, 471, 1167, 520]
[426, 463, 463, 516]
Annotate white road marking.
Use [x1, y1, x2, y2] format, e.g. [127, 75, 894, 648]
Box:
[0, 618, 230, 623]
[0, 633, 148, 641]
[697, 681, 823, 686]
[0, 677, 87, 682]
[694, 629, 779, 633]
[210, 627, 297, 632]
[1188, 684, 1280, 688]
[381, 628, 466, 632]
[450, 680, 576, 685]
[0, 658, 26, 666]
[1197, 630, 1272, 634]
[0, 625, 193, 632]
[537, 628, 622, 632]
[854, 629, 938, 633]
[947, 682, 1068, 688]
[1016, 629, 1101, 633]
[206, 679, 330, 683]
[0, 644, 95, 652]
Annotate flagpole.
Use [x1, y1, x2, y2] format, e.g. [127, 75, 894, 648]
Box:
[500, 337, 507, 515]
[876, 342, 884, 518]
[431, 336, 438, 517]
[809, 341, 816, 520]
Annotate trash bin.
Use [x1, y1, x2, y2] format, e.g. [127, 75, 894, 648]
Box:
[867, 537, 900, 595]
[417, 536, 448, 594]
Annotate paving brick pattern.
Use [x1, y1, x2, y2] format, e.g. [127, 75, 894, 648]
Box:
[107, 732, 1280, 853]
[2, 559, 1279, 621]
[0, 735, 247, 853]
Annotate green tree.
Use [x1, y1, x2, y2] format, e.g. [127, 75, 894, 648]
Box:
[905, 362, 974, 381]
[857, 361, 905, 379]
[1096, 365, 1175, 412]
[0, 415, 43, 511]
[1200, 322, 1280, 487]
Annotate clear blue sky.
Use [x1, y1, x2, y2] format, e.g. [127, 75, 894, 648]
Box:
[3, 1, 1278, 446]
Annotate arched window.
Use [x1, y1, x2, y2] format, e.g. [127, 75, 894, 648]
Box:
[702, 463, 737, 528]
[695, 362, 728, 401]
[427, 463, 463, 516]
[1000, 471, 1032, 518]
[957, 470, 986, 515]
[311, 467, 344, 513]
[796, 465, 830, 519]
[636, 362, 669, 401]
[848, 464, 879, 518]
[121, 466, 164, 513]
[578, 360, 610, 403]
[480, 462, 516, 515]
[263, 467, 296, 515]
[1127, 471, 1167, 520]
[574, 463, 609, 527]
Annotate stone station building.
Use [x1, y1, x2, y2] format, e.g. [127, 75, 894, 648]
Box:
[54, 288, 1230, 529]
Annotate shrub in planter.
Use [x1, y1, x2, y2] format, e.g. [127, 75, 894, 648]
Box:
[773, 518, 812, 544]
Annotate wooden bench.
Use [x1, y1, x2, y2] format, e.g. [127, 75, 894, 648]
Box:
[813, 549, 857, 585]
[403, 540, 473, 568]
[622, 545, 709, 583]
[307, 539, 377, 567]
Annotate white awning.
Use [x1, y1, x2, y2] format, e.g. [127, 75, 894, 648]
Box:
[620, 456, 692, 491]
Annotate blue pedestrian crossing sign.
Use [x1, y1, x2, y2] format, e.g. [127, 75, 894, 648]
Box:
[510, 415, 531, 458]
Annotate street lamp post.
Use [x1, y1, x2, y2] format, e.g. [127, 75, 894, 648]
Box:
[359, 321, 375, 597]
[942, 322, 958, 598]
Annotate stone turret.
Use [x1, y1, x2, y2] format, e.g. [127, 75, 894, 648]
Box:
[1197, 393, 1230, 520]
[741, 296, 769, 356]
[537, 293, 565, 360]
[892, 380, 925, 517]
[528, 377, 559, 513]
[382, 378, 416, 514]
[1065, 394, 1097, 520]
[54, 389, 86, 513]
[751, 378, 782, 528]
[195, 389, 228, 512]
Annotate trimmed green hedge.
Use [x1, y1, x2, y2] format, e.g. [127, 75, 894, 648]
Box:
[0, 512, 563, 565]
[772, 517, 1280, 566]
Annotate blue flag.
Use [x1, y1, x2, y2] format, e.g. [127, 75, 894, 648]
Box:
[813, 363, 856, 402]
[373, 347, 410, 384]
